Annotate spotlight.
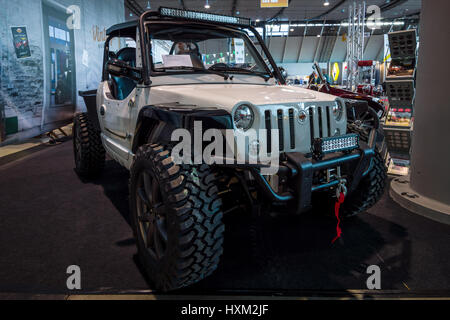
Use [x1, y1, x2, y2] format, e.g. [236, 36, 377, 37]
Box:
[324, 1, 330, 6]
[204, 0, 210, 9]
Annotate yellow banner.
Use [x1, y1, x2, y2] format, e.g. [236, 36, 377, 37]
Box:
[332, 63, 340, 82]
[261, 0, 289, 8]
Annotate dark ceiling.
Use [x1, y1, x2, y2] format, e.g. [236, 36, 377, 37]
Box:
[127, 0, 421, 22]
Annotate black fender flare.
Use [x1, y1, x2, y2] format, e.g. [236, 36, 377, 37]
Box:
[132, 104, 233, 153]
[78, 90, 101, 130]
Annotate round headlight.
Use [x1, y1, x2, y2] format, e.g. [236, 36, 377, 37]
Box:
[332, 100, 344, 121]
[234, 105, 254, 131]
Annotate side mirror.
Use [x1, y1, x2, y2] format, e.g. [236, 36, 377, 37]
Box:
[106, 58, 142, 82]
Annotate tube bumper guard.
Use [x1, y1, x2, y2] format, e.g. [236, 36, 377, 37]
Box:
[251, 130, 377, 213]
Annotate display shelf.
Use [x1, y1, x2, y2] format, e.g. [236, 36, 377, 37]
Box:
[384, 124, 413, 154]
[383, 29, 417, 159]
[386, 80, 415, 108]
[388, 30, 417, 60]
[385, 106, 413, 127]
[387, 156, 410, 176]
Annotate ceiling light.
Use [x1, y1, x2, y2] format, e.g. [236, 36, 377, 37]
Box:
[204, 0, 210, 9]
[256, 18, 261, 22]
[317, 34, 321, 37]
[324, 1, 330, 6]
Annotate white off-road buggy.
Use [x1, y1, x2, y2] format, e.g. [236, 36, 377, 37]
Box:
[75, 7, 387, 291]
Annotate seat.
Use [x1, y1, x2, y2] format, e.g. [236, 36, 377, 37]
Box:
[171, 42, 204, 69]
[112, 47, 137, 100]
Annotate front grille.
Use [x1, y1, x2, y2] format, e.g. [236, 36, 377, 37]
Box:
[309, 105, 332, 142]
[277, 110, 284, 151]
[264, 107, 298, 153]
[262, 104, 335, 155]
[288, 109, 295, 149]
[264, 110, 272, 154]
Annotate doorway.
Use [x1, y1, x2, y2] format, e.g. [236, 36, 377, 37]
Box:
[42, 3, 76, 126]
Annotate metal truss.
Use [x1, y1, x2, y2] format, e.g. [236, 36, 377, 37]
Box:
[346, 1, 366, 90]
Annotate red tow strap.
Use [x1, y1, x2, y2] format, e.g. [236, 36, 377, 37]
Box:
[332, 192, 345, 244]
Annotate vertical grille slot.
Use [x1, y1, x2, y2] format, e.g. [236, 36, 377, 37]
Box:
[318, 106, 323, 137]
[309, 107, 315, 142]
[326, 106, 332, 137]
[277, 109, 284, 151]
[288, 108, 295, 149]
[265, 110, 272, 154]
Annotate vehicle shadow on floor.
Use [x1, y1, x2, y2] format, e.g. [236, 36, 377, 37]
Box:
[80, 159, 132, 227]
[89, 160, 413, 294]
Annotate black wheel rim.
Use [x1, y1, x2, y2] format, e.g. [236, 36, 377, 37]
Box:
[136, 169, 168, 260]
[347, 108, 378, 140]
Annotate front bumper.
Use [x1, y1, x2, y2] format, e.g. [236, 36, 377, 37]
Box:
[250, 130, 377, 213]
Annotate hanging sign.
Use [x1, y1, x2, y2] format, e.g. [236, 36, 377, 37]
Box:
[11, 27, 31, 59]
[261, 0, 289, 8]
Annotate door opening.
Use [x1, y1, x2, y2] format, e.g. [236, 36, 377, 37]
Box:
[42, 3, 76, 126]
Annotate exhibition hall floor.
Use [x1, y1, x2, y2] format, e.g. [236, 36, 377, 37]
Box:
[0, 141, 449, 298]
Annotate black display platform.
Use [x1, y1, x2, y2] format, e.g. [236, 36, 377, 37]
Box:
[0, 141, 449, 295]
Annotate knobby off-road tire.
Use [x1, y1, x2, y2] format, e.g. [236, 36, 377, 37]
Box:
[342, 151, 387, 217]
[73, 113, 105, 177]
[129, 144, 224, 291]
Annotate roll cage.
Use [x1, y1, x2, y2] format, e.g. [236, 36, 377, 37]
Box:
[102, 7, 286, 86]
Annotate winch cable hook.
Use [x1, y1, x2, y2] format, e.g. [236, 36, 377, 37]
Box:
[332, 179, 347, 244]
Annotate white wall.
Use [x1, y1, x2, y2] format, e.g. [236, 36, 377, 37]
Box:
[0, 0, 125, 144]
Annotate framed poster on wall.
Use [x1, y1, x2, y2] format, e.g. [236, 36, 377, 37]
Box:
[11, 26, 31, 59]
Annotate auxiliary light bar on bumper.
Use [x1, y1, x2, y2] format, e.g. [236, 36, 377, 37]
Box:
[312, 134, 360, 160]
[250, 130, 378, 213]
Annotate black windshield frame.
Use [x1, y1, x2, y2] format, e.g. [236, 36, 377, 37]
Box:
[145, 21, 272, 79]
[137, 10, 286, 85]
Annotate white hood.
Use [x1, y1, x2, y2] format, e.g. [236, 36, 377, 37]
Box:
[151, 84, 337, 112]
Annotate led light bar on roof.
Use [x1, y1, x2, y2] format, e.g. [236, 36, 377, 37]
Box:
[159, 7, 251, 26]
